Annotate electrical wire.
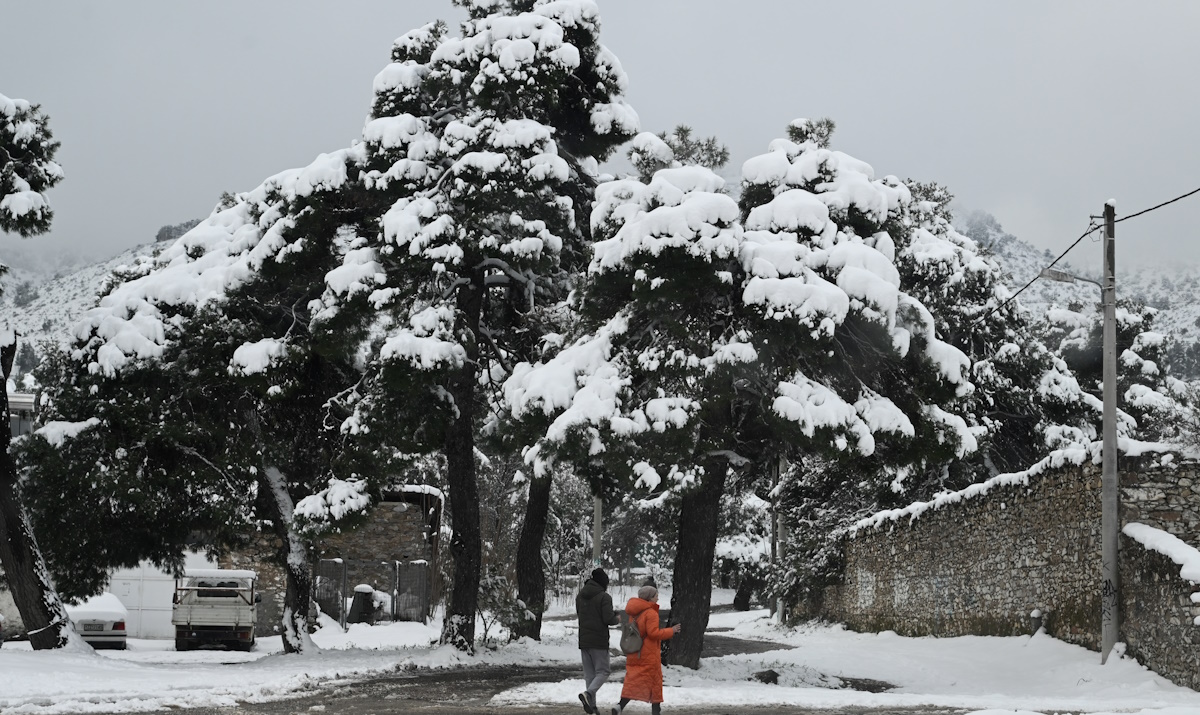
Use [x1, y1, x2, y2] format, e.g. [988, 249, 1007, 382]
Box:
[969, 222, 1101, 328]
[969, 184, 1200, 330]
[1113, 185, 1200, 224]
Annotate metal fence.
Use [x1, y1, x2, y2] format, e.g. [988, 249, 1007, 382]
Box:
[312, 558, 432, 630]
[313, 558, 348, 630]
[395, 560, 432, 623]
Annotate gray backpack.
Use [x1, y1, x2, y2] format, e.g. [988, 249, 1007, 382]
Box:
[619, 614, 643, 655]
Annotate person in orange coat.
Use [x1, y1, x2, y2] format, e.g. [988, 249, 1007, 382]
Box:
[613, 586, 681, 715]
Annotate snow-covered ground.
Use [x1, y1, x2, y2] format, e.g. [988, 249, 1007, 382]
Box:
[2, 588, 1199, 715]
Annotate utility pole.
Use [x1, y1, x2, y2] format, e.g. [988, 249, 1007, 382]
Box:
[1100, 200, 1119, 664]
[1036, 201, 1120, 662]
[592, 495, 603, 566]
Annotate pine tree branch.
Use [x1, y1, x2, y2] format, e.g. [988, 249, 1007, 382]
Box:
[477, 324, 513, 376]
[174, 443, 238, 491]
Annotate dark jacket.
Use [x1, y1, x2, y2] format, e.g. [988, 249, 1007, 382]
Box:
[576, 578, 618, 649]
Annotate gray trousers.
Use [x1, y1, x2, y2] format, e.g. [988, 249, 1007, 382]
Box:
[581, 647, 611, 697]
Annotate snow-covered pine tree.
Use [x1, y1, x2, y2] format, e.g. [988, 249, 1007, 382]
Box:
[1, 93, 62, 238]
[1053, 299, 1193, 445]
[23, 144, 395, 653]
[506, 119, 980, 667]
[773, 141, 1101, 612]
[311, 0, 637, 650]
[627, 125, 730, 183]
[896, 182, 1092, 488]
[0, 91, 70, 650]
[732, 119, 980, 641]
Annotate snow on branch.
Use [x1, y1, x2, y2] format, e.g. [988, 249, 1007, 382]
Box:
[294, 478, 373, 535]
[36, 418, 100, 447]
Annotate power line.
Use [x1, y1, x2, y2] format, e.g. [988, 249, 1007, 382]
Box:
[969, 221, 1101, 328]
[1114, 185, 1200, 224]
[969, 183, 1200, 330]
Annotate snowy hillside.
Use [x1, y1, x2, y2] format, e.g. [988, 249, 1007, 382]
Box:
[957, 209, 1200, 342]
[2, 242, 161, 348]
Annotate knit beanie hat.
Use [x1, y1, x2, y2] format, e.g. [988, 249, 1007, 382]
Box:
[638, 585, 657, 601]
[591, 568, 610, 588]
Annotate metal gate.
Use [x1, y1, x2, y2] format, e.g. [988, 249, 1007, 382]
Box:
[313, 558, 348, 631]
[394, 560, 431, 623]
[313, 558, 432, 629]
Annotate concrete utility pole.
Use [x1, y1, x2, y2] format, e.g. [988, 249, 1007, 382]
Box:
[1036, 200, 1119, 663]
[1100, 200, 1119, 664]
[592, 495, 603, 566]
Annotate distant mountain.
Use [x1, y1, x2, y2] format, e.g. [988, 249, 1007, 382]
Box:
[956, 209, 1200, 342]
[2, 242, 160, 349]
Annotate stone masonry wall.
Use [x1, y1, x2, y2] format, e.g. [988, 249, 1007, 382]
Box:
[1122, 538, 1200, 689]
[811, 457, 1200, 690]
[221, 495, 436, 636]
[220, 531, 287, 638]
[315, 500, 433, 591]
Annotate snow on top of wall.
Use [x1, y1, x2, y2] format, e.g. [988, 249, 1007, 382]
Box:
[396, 484, 444, 502]
[1123, 522, 1200, 584]
[850, 439, 1186, 536]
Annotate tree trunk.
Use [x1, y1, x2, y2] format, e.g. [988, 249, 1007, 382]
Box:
[0, 338, 71, 649]
[245, 409, 315, 654]
[440, 279, 484, 652]
[259, 465, 316, 654]
[664, 463, 728, 669]
[514, 473, 552, 640]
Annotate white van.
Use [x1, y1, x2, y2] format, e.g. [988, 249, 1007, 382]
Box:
[171, 569, 259, 651]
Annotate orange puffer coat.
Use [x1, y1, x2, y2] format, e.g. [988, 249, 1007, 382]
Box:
[620, 597, 675, 704]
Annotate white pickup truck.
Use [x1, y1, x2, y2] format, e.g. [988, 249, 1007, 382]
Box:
[172, 569, 259, 651]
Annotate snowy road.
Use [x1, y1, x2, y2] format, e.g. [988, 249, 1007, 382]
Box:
[7, 598, 1200, 714]
[167, 663, 951, 715]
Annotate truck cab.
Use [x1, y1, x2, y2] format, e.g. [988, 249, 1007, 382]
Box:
[171, 569, 259, 651]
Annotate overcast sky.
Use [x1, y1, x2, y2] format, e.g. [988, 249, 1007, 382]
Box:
[3, 0, 1199, 272]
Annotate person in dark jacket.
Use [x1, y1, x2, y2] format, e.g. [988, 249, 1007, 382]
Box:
[576, 568, 618, 714]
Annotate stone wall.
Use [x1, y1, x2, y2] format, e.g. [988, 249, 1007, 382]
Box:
[809, 456, 1200, 690]
[220, 530, 287, 638]
[221, 490, 440, 636]
[1122, 538, 1200, 689]
[315, 497, 435, 591]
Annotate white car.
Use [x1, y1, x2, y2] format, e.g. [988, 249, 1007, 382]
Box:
[67, 593, 128, 649]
